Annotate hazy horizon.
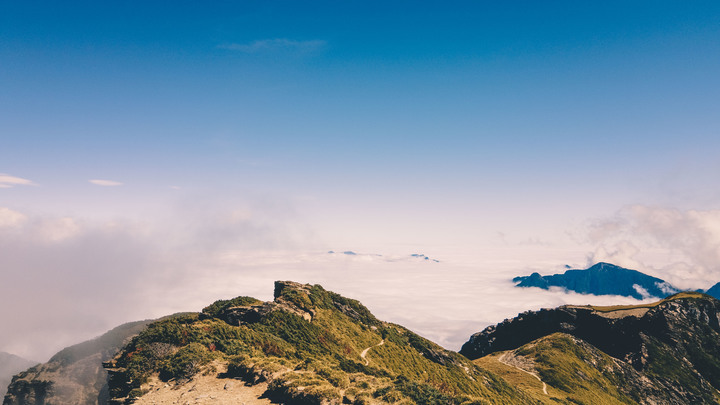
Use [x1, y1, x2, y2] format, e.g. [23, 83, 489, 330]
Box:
[2, 1, 720, 362]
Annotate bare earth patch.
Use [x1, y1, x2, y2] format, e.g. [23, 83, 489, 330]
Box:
[134, 363, 274, 405]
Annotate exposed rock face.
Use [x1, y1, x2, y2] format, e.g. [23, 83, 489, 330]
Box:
[461, 292, 720, 404]
[199, 281, 317, 327]
[0, 353, 37, 399]
[3, 320, 152, 405]
[513, 262, 681, 299]
[460, 304, 646, 364]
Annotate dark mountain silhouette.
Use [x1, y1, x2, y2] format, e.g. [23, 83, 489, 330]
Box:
[513, 262, 680, 299]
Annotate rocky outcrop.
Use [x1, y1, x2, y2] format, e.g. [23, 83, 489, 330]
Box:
[3, 320, 152, 405]
[0, 353, 37, 399]
[206, 281, 317, 327]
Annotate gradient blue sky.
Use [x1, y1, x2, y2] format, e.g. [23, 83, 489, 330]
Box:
[2, 1, 720, 359]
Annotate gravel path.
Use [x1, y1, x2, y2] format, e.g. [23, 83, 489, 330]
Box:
[498, 352, 548, 395]
[360, 339, 385, 366]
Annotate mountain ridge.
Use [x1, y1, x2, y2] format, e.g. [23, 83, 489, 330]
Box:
[7, 281, 720, 404]
[513, 262, 681, 299]
[461, 291, 720, 404]
[0, 353, 36, 400]
[103, 280, 532, 404]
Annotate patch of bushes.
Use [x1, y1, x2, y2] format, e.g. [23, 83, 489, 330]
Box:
[226, 355, 289, 384]
[256, 310, 341, 356]
[317, 367, 350, 388]
[202, 296, 262, 318]
[158, 343, 213, 381]
[373, 386, 406, 402]
[267, 372, 342, 405]
[394, 376, 456, 405]
[307, 285, 379, 326]
[337, 357, 390, 378]
[128, 388, 149, 398]
[136, 314, 200, 346]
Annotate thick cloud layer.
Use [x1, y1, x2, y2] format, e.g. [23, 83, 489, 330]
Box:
[0, 204, 645, 361]
[0, 203, 312, 361]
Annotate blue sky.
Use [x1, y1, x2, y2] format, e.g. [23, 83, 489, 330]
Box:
[3, 2, 720, 215]
[2, 1, 720, 359]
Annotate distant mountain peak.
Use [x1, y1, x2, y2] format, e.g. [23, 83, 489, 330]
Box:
[327, 250, 439, 262]
[513, 262, 681, 300]
[591, 261, 619, 269]
[706, 282, 720, 300]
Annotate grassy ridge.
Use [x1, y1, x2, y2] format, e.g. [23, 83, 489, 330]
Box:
[569, 291, 707, 313]
[477, 333, 638, 405]
[107, 282, 532, 404]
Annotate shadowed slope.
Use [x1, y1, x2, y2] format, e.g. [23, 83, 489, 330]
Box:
[463, 292, 720, 404]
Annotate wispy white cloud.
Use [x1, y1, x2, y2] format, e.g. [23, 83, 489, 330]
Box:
[5, 198, 673, 363]
[0, 207, 27, 228]
[89, 179, 123, 186]
[0, 174, 35, 188]
[219, 38, 327, 53]
[587, 205, 720, 289]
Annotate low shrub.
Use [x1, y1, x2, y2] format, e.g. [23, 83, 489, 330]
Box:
[158, 343, 213, 381]
[202, 296, 262, 318]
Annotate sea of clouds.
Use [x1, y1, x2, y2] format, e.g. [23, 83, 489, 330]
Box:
[1, 204, 720, 362]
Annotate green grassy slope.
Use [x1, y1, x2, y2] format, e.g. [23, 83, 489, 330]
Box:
[470, 292, 720, 405]
[475, 333, 640, 405]
[106, 281, 534, 404]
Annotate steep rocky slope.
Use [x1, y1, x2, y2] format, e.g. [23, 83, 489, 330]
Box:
[462, 292, 720, 404]
[104, 281, 534, 404]
[4, 320, 154, 405]
[0, 353, 37, 399]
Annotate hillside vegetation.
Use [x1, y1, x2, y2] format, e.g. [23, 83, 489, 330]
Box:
[0, 353, 37, 400]
[105, 281, 532, 404]
[463, 292, 720, 404]
[9, 283, 720, 405]
[4, 320, 154, 405]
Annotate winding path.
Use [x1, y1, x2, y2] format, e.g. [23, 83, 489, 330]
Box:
[498, 352, 548, 395]
[360, 339, 384, 366]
